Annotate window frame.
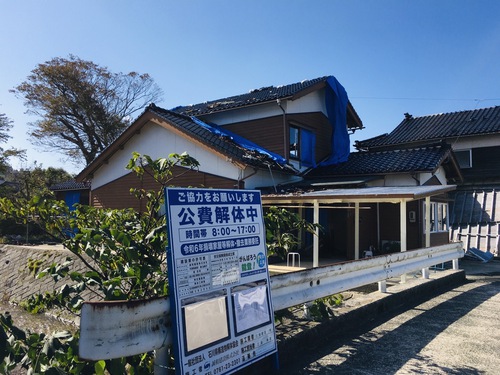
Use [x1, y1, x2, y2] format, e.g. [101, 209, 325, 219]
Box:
[289, 125, 300, 160]
[425, 201, 449, 233]
[454, 149, 472, 169]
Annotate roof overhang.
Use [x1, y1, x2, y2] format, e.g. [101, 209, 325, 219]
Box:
[262, 185, 456, 205]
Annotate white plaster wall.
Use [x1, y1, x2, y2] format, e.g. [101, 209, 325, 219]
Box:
[369, 167, 448, 188]
[383, 174, 418, 186]
[287, 89, 326, 114]
[367, 179, 385, 187]
[91, 122, 241, 189]
[450, 134, 500, 150]
[419, 167, 447, 185]
[202, 90, 326, 126]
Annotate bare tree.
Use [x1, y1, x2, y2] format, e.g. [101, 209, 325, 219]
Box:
[12, 55, 163, 165]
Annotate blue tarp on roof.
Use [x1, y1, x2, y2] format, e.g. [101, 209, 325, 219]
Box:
[320, 76, 350, 166]
[190, 117, 288, 166]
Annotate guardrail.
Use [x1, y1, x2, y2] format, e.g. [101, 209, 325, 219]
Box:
[270, 242, 464, 311]
[79, 242, 464, 371]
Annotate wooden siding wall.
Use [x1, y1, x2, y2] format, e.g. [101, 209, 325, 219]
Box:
[91, 166, 238, 211]
[224, 115, 284, 156]
[223, 113, 333, 163]
[428, 232, 450, 247]
[324, 200, 450, 260]
[358, 204, 379, 255]
[378, 203, 401, 250]
[462, 145, 500, 184]
[377, 200, 449, 252]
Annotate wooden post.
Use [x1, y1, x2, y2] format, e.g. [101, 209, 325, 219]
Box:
[400, 200, 407, 283]
[313, 200, 319, 268]
[355, 202, 360, 260]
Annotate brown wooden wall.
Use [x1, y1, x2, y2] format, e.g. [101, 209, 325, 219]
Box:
[377, 200, 449, 253]
[91, 166, 238, 211]
[223, 112, 333, 163]
[224, 115, 285, 156]
[462, 145, 500, 184]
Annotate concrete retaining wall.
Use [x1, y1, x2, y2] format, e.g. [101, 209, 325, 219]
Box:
[0, 244, 89, 304]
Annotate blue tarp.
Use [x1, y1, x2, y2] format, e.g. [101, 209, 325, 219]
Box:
[319, 76, 350, 166]
[190, 116, 288, 166]
[65, 191, 80, 211]
[301, 128, 316, 167]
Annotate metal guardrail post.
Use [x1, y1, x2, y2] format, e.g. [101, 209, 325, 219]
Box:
[422, 267, 430, 279]
[378, 280, 387, 293]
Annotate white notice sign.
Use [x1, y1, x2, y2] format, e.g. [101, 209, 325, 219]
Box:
[165, 188, 277, 375]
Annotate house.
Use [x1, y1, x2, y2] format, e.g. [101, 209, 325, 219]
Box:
[76, 76, 363, 210]
[50, 180, 90, 209]
[76, 75, 461, 263]
[355, 106, 500, 256]
[262, 143, 462, 262]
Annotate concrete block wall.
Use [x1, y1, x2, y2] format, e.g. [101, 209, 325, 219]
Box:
[0, 244, 93, 304]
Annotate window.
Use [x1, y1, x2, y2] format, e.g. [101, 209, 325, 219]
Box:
[289, 126, 300, 159]
[455, 149, 472, 169]
[426, 202, 449, 233]
[289, 125, 316, 166]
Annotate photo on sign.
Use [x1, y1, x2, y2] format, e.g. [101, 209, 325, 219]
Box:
[181, 290, 230, 354]
[231, 281, 272, 335]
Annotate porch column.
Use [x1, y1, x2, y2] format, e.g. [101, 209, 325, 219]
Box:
[400, 199, 407, 252]
[423, 196, 431, 279]
[425, 196, 431, 247]
[313, 200, 319, 268]
[355, 202, 360, 260]
[400, 199, 407, 283]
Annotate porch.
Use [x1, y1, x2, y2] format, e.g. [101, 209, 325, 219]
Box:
[263, 185, 457, 267]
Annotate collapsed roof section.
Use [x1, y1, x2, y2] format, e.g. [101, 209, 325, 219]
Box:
[77, 105, 297, 182]
[147, 105, 297, 173]
[172, 76, 363, 131]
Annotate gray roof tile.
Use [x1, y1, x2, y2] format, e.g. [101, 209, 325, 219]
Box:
[50, 180, 90, 191]
[172, 77, 330, 116]
[306, 144, 452, 178]
[171, 76, 363, 130]
[357, 106, 500, 149]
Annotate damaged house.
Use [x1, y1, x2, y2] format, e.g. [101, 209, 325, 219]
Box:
[76, 76, 462, 264]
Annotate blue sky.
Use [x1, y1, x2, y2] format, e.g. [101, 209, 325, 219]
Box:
[1, 0, 499, 174]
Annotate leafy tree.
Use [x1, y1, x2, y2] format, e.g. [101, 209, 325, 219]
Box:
[11, 55, 163, 165]
[11, 163, 73, 200]
[0, 151, 317, 373]
[0, 152, 199, 373]
[0, 112, 25, 176]
[0, 163, 73, 243]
